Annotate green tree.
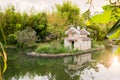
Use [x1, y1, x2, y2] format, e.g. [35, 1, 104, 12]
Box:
[56, 1, 80, 25]
[47, 13, 68, 40]
[87, 2, 120, 40]
[16, 27, 38, 45]
[0, 6, 22, 44]
[89, 0, 120, 54]
[25, 13, 48, 41]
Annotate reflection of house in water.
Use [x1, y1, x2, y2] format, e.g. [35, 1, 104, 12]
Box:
[64, 25, 91, 50]
[64, 54, 94, 79]
[64, 54, 93, 79]
[64, 53, 91, 70]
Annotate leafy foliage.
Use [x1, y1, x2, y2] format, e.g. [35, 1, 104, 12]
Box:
[7, 34, 17, 45]
[1, 1, 118, 43]
[89, 2, 120, 54]
[47, 1, 84, 40]
[15, 27, 38, 44]
[91, 10, 111, 23]
[35, 41, 77, 54]
[56, 1, 80, 24]
[90, 4, 120, 23]
[107, 19, 120, 39]
[26, 13, 48, 40]
[0, 6, 49, 44]
[47, 13, 68, 40]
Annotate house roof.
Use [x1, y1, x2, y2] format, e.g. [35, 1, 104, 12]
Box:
[65, 37, 78, 41]
[64, 37, 91, 41]
[81, 37, 92, 41]
[79, 29, 90, 35]
[65, 27, 90, 35]
[65, 27, 80, 35]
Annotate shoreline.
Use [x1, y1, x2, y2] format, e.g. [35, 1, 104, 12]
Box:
[27, 48, 103, 58]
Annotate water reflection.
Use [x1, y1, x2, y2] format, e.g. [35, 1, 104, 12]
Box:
[11, 73, 49, 80]
[2, 46, 120, 80]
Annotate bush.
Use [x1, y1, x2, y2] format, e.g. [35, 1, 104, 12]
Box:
[15, 27, 38, 44]
[35, 44, 70, 54]
[36, 45, 50, 53]
[7, 34, 17, 45]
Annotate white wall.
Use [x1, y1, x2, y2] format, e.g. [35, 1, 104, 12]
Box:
[64, 39, 72, 49]
[64, 39, 91, 50]
[80, 41, 91, 50]
[74, 40, 80, 50]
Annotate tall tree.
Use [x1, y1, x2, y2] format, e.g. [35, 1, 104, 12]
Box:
[56, 1, 80, 25]
[47, 13, 68, 40]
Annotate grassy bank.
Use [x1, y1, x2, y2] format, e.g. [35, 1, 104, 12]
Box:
[35, 41, 79, 54]
[34, 40, 107, 54]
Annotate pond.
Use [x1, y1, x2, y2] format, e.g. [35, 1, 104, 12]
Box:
[2, 46, 120, 80]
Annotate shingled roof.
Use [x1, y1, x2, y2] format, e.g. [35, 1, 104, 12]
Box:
[65, 27, 80, 35]
[79, 29, 90, 35]
[65, 27, 90, 35]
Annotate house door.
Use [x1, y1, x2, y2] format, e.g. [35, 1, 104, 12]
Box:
[72, 41, 74, 49]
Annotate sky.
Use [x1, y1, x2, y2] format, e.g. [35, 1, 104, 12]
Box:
[0, 0, 109, 14]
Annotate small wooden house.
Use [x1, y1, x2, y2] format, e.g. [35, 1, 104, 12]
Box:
[64, 26, 91, 50]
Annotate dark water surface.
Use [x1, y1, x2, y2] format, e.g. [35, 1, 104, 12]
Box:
[3, 46, 120, 80]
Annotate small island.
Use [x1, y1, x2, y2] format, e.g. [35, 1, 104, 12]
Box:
[27, 25, 102, 59]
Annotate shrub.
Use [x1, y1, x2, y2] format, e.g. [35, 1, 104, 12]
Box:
[36, 45, 51, 53]
[35, 44, 70, 54]
[7, 34, 17, 45]
[15, 27, 38, 44]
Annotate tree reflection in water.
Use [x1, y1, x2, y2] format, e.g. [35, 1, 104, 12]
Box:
[3, 46, 120, 80]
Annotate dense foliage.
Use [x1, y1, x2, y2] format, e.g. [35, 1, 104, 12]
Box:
[15, 27, 38, 44]
[0, 1, 119, 45]
[90, 0, 120, 55]
[0, 1, 85, 45]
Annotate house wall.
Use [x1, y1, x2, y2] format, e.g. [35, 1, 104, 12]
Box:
[64, 38, 91, 50]
[74, 40, 80, 50]
[64, 39, 72, 49]
[75, 39, 81, 50]
[87, 41, 91, 49]
[80, 41, 91, 50]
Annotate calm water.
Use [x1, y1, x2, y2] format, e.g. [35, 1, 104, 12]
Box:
[2, 46, 120, 80]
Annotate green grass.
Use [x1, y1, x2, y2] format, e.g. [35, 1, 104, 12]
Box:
[35, 41, 78, 54]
